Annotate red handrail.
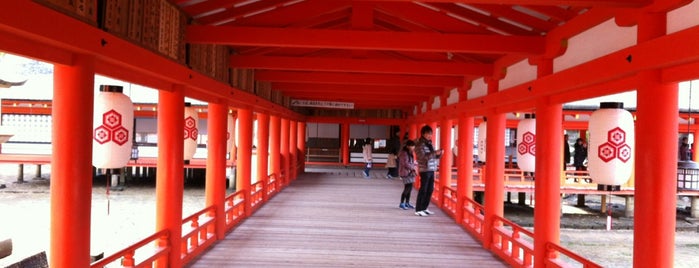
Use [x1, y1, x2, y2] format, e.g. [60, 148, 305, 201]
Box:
[267, 173, 277, 197]
[225, 190, 246, 231]
[491, 215, 535, 268]
[545, 242, 603, 268]
[442, 186, 457, 217]
[250, 180, 265, 211]
[90, 230, 170, 268]
[460, 197, 485, 241]
[181, 206, 217, 265]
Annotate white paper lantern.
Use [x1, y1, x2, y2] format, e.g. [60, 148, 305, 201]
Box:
[92, 85, 134, 169]
[477, 121, 487, 162]
[516, 115, 536, 172]
[588, 102, 635, 187]
[227, 113, 235, 156]
[184, 104, 199, 161]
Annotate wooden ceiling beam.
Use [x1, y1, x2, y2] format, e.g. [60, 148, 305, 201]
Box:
[230, 55, 492, 76]
[256, 70, 465, 87]
[326, 0, 648, 8]
[186, 25, 546, 54]
[271, 82, 445, 96]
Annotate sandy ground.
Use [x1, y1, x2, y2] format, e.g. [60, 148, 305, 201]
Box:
[1, 164, 699, 267]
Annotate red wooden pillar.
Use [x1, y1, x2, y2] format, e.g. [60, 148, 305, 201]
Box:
[456, 115, 475, 224]
[439, 118, 453, 204]
[429, 122, 438, 144]
[155, 85, 185, 268]
[50, 54, 94, 268]
[230, 113, 237, 163]
[205, 102, 227, 239]
[298, 121, 306, 172]
[693, 127, 699, 161]
[483, 111, 506, 250]
[408, 123, 417, 141]
[341, 122, 350, 166]
[289, 120, 298, 181]
[256, 113, 270, 200]
[236, 108, 253, 216]
[269, 115, 281, 189]
[281, 118, 290, 186]
[634, 12, 677, 268]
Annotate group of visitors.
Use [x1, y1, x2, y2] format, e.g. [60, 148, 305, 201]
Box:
[361, 125, 442, 216]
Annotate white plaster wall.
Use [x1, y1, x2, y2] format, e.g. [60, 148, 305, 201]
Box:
[447, 87, 459, 105]
[421, 101, 427, 113]
[500, 59, 537, 90]
[432, 97, 440, 110]
[668, 0, 699, 34]
[468, 78, 488, 99]
[554, 19, 636, 73]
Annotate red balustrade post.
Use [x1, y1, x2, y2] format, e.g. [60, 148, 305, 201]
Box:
[50, 54, 95, 268]
[269, 115, 281, 190]
[257, 113, 270, 201]
[236, 108, 253, 216]
[456, 115, 475, 224]
[634, 11, 677, 268]
[205, 102, 227, 239]
[155, 85, 185, 268]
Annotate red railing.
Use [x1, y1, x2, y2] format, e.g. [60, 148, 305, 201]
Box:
[460, 197, 485, 241]
[491, 215, 535, 268]
[90, 230, 170, 268]
[250, 180, 265, 211]
[267, 173, 277, 198]
[432, 177, 441, 203]
[442, 186, 457, 217]
[181, 206, 217, 264]
[225, 190, 246, 230]
[545, 242, 603, 268]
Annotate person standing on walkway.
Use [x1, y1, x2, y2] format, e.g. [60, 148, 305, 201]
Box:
[398, 140, 417, 209]
[362, 137, 373, 178]
[414, 126, 443, 216]
[386, 128, 401, 178]
[573, 138, 588, 171]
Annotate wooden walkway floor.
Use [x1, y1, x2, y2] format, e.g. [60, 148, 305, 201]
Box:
[188, 169, 507, 267]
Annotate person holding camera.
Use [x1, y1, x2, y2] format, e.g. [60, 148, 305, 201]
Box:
[414, 125, 443, 216]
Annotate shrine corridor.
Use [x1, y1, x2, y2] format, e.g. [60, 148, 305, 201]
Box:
[188, 169, 506, 267]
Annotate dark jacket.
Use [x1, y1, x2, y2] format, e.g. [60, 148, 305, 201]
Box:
[415, 137, 440, 172]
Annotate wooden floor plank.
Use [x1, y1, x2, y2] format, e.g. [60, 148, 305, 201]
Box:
[188, 171, 508, 267]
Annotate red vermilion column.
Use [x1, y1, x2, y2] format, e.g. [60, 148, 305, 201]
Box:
[634, 12, 676, 268]
[236, 108, 253, 216]
[205, 102, 227, 239]
[269, 115, 281, 189]
[341, 122, 350, 166]
[281, 118, 290, 186]
[289, 120, 298, 181]
[456, 115, 475, 224]
[429, 122, 438, 143]
[230, 114, 237, 162]
[50, 54, 95, 268]
[155, 86, 185, 268]
[256, 113, 270, 201]
[409, 123, 418, 141]
[439, 118, 453, 204]
[298, 121, 307, 173]
[693, 127, 699, 161]
[483, 111, 506, 250]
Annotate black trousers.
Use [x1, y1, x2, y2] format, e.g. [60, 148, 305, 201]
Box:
[416, 171, 434, 212]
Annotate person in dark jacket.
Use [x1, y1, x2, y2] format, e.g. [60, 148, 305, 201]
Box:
[398, 140, 417, 209]
[386, 128, 401, 178]
[573, 138, 587, 171]
[414, 125, 443, 216]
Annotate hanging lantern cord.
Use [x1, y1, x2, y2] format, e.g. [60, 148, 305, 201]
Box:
[106, 169, 111, 216]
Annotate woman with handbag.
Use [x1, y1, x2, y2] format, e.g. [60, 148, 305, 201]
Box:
[398, 140, 417, 209]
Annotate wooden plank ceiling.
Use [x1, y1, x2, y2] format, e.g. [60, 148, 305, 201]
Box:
[177, 0, 649, 113]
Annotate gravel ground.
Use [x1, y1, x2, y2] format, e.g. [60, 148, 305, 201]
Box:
[1, 164, 698, 267]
